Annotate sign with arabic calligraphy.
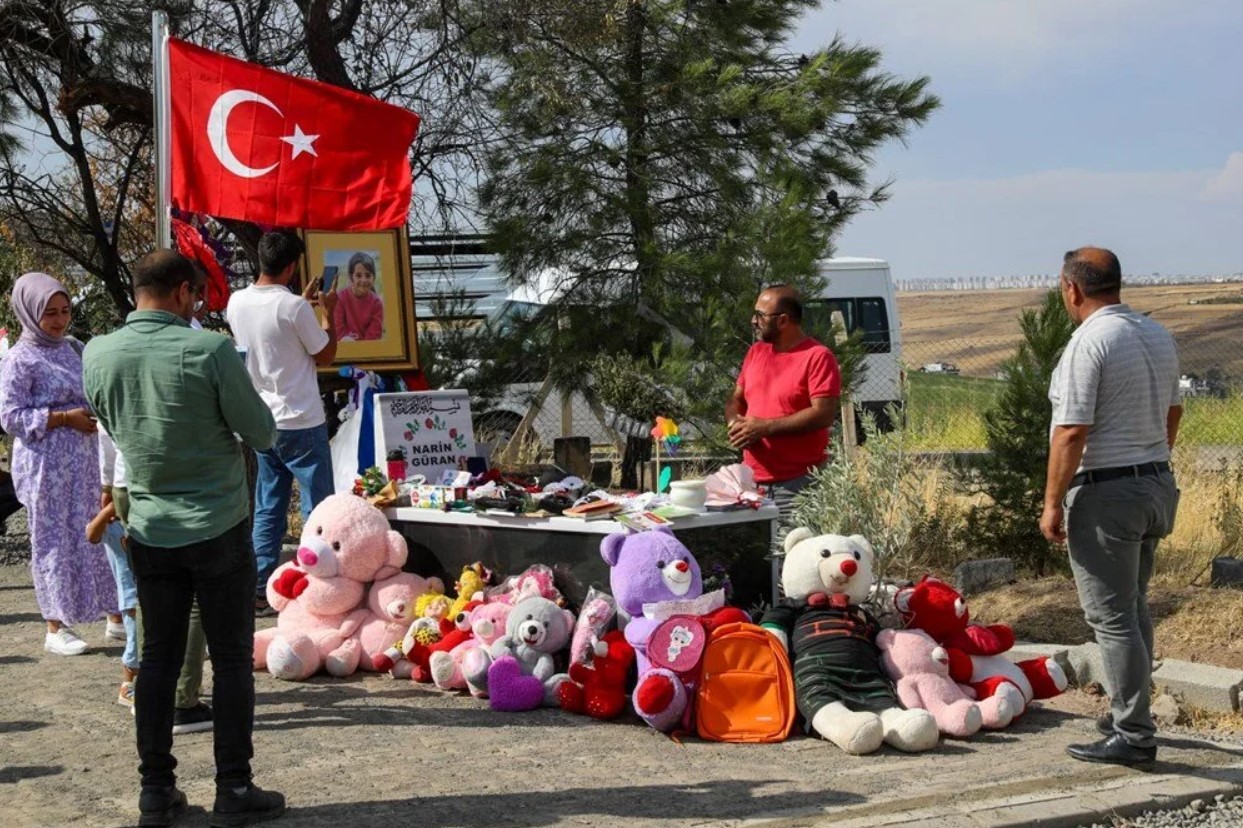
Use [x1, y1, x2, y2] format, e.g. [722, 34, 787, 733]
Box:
[375, 390, 476, 481]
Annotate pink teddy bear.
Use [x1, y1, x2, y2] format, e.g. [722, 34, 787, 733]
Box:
[434, 601, 513, 695]
[354, 571, 445, 677]
[876, 628, 1016, 738]
[253, 494, 407, 681]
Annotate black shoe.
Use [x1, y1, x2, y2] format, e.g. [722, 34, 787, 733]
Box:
[210, 785, 286, 828]
[138, 785, 188, 827]
[172, 702, 213, 735]
[1066, 734, 1156, 767]
[1097, 713, 1114, 736]
[255, 598, 278, 619]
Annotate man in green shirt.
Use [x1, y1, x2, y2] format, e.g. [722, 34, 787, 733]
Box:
[84, 250, 285, 828]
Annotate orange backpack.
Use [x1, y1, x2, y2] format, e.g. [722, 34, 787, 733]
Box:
[694, 621, 796, 743]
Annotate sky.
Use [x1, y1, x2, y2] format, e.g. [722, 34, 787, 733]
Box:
[791, 0, 1243, 280]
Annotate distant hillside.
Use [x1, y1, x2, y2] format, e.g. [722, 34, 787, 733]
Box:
[896, 283, 1243, 381]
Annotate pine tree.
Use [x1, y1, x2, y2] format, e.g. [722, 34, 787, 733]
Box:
[476, 0, 938, 374]
[966, 290, 1074, 574]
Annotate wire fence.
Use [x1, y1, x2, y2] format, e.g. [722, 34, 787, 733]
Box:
[467, 332, 1243, 464]
[894, 335, 1243, 452]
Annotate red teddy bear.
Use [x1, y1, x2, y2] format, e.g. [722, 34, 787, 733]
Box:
[558, 630, 636, 720]
[895, 576, 1066, 718]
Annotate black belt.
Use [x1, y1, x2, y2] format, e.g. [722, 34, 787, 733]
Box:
[1070, 461, 1170, 488]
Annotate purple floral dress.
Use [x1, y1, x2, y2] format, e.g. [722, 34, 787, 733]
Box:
[0, 340, 117, 624]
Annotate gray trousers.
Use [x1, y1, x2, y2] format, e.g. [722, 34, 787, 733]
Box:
[765, 472, 816, 599]
[1064, 471, 1179, 749]
[765, 471, 817, 537]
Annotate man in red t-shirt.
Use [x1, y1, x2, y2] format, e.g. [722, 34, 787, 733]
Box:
[726, 285, 841, 523]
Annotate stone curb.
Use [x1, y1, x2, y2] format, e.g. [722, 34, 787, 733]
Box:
[1007, 641, 1243, 714]
[749, 759, 1243, 828]
[1153, 660, 1243, 714]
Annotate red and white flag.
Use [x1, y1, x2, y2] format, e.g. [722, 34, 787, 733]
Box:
[168, 39, 420, 230]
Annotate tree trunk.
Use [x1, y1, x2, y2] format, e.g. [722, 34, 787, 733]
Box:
[622, 0, 656, 354]
[302, 0, 359, 91]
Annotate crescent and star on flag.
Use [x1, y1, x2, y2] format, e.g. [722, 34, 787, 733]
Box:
[166, 33, 419, 229]
[206, 89, 319, 179]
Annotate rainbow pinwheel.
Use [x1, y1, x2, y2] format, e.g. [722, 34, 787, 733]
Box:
[651, 416, 682, 456]
[650, 416, 682, 493]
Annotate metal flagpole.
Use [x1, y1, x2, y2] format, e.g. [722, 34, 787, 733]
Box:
[151, 11, 172, 249]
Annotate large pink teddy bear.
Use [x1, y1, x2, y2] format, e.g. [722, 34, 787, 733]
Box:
[354, 571, 445, 676]
[253, 494, 407, 681]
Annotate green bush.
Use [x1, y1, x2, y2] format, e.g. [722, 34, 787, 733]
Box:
[791, 411, 969, 584]
[960, 290, 1073, 575]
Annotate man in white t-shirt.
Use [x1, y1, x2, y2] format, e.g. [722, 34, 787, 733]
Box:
[227, 231, 338, 615]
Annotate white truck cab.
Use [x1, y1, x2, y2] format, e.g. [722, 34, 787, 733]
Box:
[801, 257, 903, 432]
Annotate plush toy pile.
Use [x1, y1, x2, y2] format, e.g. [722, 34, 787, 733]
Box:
[255, 496, 1066, 750]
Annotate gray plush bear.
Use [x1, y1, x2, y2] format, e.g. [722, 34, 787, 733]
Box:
[463, 595, 574, 710]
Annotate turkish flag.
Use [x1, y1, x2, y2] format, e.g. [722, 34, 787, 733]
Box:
[169, 39, 420, 230]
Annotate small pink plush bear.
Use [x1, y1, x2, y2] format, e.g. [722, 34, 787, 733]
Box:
[876, 628, 1015, 737]
[436, 601, 513, 695]
[354, 571, 445, 677]
[254, 494, 408, 681]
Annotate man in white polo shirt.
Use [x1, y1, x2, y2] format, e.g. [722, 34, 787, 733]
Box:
[1041, 246, 1181, 768]
[227, 231, 338, 616]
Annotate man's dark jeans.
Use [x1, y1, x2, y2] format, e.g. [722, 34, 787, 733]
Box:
[129, 520, 256, 790]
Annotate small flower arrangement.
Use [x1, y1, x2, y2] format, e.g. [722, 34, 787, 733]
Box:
[352, 466, 388, 498]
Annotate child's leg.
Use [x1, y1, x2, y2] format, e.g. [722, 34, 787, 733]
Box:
[102, 520, 140, 673]
[176, 601, 207, 709]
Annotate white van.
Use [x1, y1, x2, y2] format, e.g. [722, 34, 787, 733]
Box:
[413, 244, 903, 442]
[801, 257, 903, 432]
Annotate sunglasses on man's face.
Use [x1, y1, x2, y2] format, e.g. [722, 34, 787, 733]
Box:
[751, 310, 786, 321]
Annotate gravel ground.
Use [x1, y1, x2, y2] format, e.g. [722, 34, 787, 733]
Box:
[0, 506, 30, 566]
[1083, 794, 1243, 827]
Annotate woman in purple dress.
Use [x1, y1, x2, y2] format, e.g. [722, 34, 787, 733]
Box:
[0, 272, 119, 655]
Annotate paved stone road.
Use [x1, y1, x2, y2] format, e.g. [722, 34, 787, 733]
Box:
[1, 562, 1241, 828]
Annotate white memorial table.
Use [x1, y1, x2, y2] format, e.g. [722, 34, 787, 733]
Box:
[384, 504, 782, 604]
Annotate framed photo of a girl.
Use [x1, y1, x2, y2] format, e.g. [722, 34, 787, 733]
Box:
[301, 227, 419, 372]
[335, 252, 383, 341]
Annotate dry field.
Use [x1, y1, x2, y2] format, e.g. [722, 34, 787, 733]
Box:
[896, 282, 1243, 379]
[971, 576, 1243, 676]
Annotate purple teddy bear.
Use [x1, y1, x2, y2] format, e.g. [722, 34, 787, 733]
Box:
[602, 527, 704, 731]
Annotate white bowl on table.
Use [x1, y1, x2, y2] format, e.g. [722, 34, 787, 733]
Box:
[667, 479, 708, 511]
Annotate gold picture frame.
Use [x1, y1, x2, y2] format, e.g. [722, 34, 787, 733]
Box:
[300, 227, 419, 372]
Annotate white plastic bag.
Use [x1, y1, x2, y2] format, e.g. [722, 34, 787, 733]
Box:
[330, 370, 385, 495]
[330, 407, 364, 495]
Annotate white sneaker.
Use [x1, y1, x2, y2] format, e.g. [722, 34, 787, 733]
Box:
[45, 628, 89, 656]
[106, 620, 127, 641]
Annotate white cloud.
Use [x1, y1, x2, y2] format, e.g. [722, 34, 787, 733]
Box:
[1203, 152, 1243, 202]
[834, 153, 1243, 279]
[797, 0, 1230, 79]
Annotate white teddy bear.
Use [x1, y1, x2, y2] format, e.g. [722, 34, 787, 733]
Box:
[761, 529, 939, 755]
